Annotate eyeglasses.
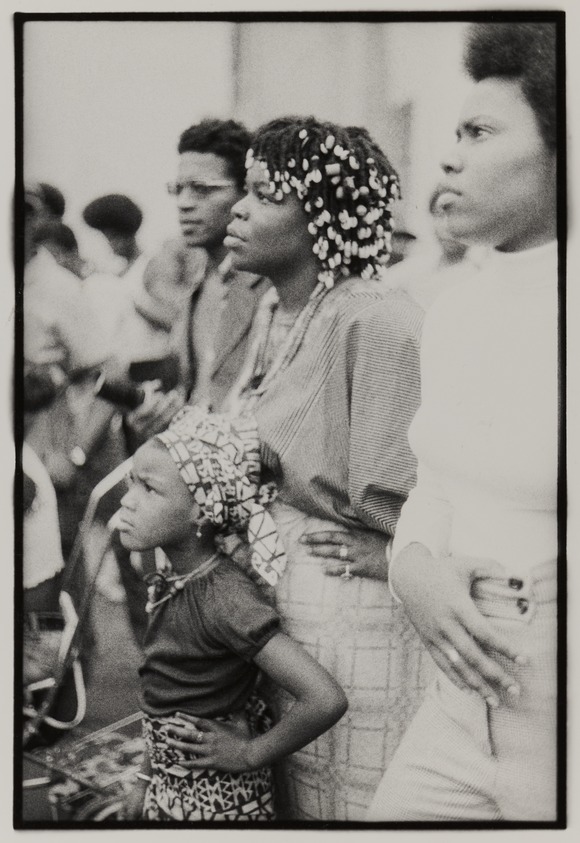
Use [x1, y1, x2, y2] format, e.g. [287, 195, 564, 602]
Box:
[166, 179, 237, 198]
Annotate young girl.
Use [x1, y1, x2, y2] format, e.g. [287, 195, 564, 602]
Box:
[118, 405, 348, 821]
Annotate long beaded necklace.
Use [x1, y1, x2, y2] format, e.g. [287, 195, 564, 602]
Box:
[227, 280, 330, 417]
[144, 552, 221, 614]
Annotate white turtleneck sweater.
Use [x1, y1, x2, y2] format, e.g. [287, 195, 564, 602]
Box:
[392, 241, 559, 577]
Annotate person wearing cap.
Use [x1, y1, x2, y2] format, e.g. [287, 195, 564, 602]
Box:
[82, 193, 173, 368]
[83, 193, 144, 277]
[81, 193, 167, 357]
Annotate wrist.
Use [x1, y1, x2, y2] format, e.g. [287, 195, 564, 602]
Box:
[242, 738, 263, 771]
[389, 542, 432, 603]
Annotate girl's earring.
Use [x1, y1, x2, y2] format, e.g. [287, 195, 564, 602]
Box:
[196, 523, 203, 538]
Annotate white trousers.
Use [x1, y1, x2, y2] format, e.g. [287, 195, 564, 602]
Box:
[368, 560, 558, 821]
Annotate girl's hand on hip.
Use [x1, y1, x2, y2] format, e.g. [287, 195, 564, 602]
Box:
[164, 713, 253, 772]
[300, 528, 390, 581]
[391, 543, 528, 707]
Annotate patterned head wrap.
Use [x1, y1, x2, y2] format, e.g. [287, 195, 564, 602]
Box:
[156, 405, 286, 587]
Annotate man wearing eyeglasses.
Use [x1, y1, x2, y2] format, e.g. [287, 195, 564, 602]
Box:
[127, 118, 270, 443]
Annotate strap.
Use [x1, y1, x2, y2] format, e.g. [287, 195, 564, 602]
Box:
[24, 657, 86, 732]
[23, 471, 131, 745]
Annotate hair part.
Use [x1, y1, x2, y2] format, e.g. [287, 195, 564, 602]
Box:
[178, 118, 251, 191]
[464, 22, 556, 149]
[248, 116, 400, 287]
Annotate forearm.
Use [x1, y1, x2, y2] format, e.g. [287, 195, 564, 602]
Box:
[388, 541, 432, 602]
[245, 694, 347, 770]
[391, 462, 453, 562]
[165, 635, 348, 773]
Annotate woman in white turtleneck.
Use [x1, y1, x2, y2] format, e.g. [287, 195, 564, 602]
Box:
[368, 23, 560, 822]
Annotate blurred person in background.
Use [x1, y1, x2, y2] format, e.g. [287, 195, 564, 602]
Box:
[76, 193, 170, 612]
[37, 182, 66, 221]
[24, 181, 66, 229]
[368, 22, 559, 821]
[23, 185, 111, 549]
[23, 184, 128, 622]
[22, 189, 112, 679]
[32, 220, 86, 278]
[81, 193, 173, 362]
[83, 193, 145, 278]
[387, 188, 483, 311]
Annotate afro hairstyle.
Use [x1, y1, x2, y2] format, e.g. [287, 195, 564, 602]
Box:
[83, 194, 143, 236]
[464, 22, 557, 149]
[177, 119, 251, 191]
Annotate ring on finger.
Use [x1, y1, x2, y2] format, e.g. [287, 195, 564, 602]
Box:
[341, 563, 353, 581]
[339, 544, 348, 560]
[193, 730, 203, 744]
[444, 647, 461, 665]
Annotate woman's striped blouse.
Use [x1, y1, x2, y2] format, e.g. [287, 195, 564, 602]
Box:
[253, 277, 424, 536]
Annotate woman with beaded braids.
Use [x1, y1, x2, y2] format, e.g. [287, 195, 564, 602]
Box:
[193, 116, 433, 820]
[368, 23, 559, 821]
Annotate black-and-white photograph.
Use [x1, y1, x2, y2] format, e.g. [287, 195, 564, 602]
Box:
[14, 5, 567, 831]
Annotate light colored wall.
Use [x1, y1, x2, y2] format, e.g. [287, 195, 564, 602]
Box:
[24, 20, 235, 264]
[233, 22, 389, 133]
[233, 21, 468, 241]
[382, 22, 470, 238]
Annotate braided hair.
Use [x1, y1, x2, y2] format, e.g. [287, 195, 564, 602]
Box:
[247, 116, 400, 288]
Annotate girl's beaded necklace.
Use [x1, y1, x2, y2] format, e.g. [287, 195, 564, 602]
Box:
[144, 552, 221, 614]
